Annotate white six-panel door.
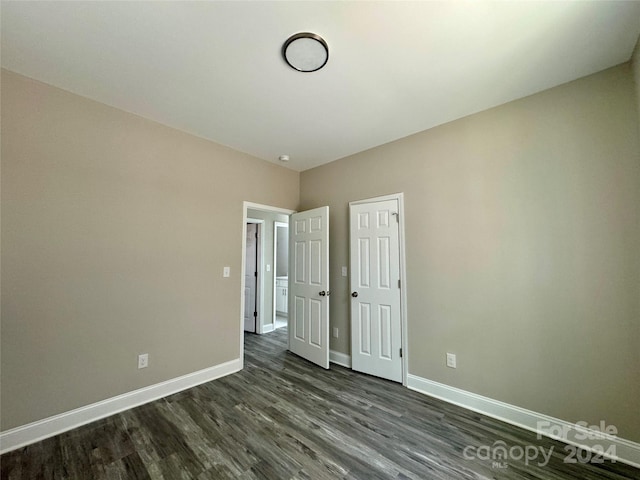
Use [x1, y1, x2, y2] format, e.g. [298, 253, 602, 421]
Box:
[289, 206, 330, 369]
[350, 199, 402, 382]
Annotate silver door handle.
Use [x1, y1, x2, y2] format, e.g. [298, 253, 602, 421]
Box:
[319, 291, 326, 296]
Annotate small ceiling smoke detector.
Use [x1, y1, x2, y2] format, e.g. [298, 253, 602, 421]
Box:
[278, 154, 290, 162]
[282, 32, 329, 72]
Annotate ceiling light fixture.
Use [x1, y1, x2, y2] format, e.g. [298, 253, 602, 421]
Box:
[282, 32, 329, 72]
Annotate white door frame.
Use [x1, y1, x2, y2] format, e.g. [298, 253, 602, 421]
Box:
[240, 202, 295, 368]
[246, 218, 264, 334]
[349, 192, 409, 386]
[273, 221, 289, 330]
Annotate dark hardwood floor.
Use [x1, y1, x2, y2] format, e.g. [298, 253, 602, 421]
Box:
[2, 328, 638, 479]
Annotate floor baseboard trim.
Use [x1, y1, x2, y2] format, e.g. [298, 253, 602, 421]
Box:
[261, 323, 275, 334]
[406, 374, 640, 468]
[0, 358, 242, 454]
[330, 350, 351, 368]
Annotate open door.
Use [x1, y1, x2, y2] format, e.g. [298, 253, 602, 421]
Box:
[244, 223, 259, 333]
[288, 206, 330, 369]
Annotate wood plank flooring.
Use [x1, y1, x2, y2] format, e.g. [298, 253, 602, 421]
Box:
[2, 328, 638, 479]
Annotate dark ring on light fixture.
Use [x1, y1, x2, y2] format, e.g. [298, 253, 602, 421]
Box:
[282, 32, 329, 73]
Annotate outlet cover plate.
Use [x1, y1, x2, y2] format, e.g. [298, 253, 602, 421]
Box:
[138, 353, 149, 369]
[446, 353, 456, 368]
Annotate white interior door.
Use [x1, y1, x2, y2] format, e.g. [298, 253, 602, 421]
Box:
[244, 223, 258, 332]
[289, 206, 330, 369]
[350, 199, 402, 382]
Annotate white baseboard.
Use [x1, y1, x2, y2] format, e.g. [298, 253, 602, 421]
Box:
[330, 350, 351, 368]
[0, 358, 242, 454]
[406, 374, 640, 468]
[261, 323, 275, 334]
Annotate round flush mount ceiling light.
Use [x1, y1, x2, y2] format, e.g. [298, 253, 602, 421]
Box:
[282, 32, 329, 72]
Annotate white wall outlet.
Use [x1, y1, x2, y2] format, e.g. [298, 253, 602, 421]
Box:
[333, 327, 339, 338]
[266, 264, 271, 272]
[138, 353, 149, 369]
[446, 353, 457, 369]
[223, 266, 230, 277]
[341, 266, 348, 277]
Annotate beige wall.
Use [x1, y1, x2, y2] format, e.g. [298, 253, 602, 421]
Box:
[3, 61, 639, 443]
[300, 64, 640, 442]
[0, 70, 299, 430]
[246, 208, 289, 328]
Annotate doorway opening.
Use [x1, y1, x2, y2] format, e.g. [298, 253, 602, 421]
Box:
[273, 221, 289, 331]
[239, 202, 295, 364]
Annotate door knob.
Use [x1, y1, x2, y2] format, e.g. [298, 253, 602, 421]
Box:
[319, 291, 326, 296]
[351, 292, 358, 297]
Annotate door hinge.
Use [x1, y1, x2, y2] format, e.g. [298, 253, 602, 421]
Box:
[253, 311, 257, 318]
[392, 212, 399, 222]
[255, 231, 258, 239]
[254, 271, 258, 277]
[400, 348, 403, 358]
[398, 279, 401, 288]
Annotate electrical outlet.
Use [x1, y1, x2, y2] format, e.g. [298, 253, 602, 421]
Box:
[341, 266, 348, 277]
[223, 267, 230, 277]
[446, 353, 456, 369]
[333, 327, 339, 338]
[138, 353, 149, 369]
[266, 264, 271, 272]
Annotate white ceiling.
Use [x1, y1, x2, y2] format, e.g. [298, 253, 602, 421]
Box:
[2, 1, 640, 172]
